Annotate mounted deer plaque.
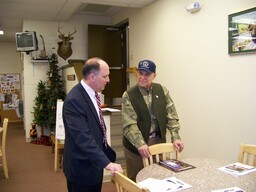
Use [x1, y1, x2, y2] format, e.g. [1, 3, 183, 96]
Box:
[57, 25, 77, 60]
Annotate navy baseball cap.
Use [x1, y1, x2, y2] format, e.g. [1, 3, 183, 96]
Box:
[138, 60, 156, 73]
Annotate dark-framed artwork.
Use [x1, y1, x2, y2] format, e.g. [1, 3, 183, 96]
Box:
[228, 7, 256, 55]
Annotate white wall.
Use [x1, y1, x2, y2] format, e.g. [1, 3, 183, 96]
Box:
[125, 0, 256, 161]
[0, 43, 21, 73]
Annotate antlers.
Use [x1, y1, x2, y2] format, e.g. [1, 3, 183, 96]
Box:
[58, 25, 64, 36]
[58, 25, 77, 39]
[57, 25, 76, 60]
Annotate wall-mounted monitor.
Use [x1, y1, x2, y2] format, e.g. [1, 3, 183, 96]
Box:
[15, 31, 38, 52]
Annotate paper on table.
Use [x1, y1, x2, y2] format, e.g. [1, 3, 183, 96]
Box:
[138, 178, 163, 192]
[163, 177, 192, 191]
[218, 162, 256, 176]
[101, 108, 121, 112]
[138, 177, 192, 192]
[211, 187, 244, 192]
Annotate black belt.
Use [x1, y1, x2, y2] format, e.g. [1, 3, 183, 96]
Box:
[149, 131, 160, 138]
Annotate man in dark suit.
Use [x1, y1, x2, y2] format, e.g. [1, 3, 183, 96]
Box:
[63, 57, 123, 192]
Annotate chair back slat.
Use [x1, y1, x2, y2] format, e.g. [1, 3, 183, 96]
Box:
[238, 143, 256, 166]
[142, 143, 179, 167]
[113, 171, 149, 192]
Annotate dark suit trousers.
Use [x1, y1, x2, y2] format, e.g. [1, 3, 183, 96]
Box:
[67, 180, 102, 192]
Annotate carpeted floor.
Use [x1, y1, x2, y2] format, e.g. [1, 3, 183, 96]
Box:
[0, 121, 116, 192]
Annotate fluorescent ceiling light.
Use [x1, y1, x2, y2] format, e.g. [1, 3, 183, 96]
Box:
[0, 25, 4, 35]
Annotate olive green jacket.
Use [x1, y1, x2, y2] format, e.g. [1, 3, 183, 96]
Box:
[122, 83, 181, 154]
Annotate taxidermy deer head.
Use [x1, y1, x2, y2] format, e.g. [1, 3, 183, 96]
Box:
[57, 25, 77, 60]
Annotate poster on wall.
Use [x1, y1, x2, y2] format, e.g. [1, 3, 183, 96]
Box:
[0, 73, 20, 93]
[0, 93, 4, 102]
[55, 100, 65, 140]
[228, 7, 256, 55]
[0, 73, 21, 110]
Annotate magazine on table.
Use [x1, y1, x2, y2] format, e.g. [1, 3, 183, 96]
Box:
[218, 162, 256, 176]
[138, 177, 192, 192]
[211, 187, 244, 192]
[159, 159, 196, 172]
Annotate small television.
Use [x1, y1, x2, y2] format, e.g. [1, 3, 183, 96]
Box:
[15, 31, 38, 52]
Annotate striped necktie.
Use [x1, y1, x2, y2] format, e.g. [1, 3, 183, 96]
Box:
[95, 92, 107, 147]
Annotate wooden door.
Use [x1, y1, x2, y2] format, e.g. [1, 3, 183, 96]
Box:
[88, 24, 127, 103]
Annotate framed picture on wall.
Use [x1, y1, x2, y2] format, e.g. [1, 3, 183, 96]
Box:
[228, 7, 256, 55]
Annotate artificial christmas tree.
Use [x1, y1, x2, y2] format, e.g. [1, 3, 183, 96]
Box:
[32, 80, 48, 138]
[31, 53, 65, 144]
[45, 53, 66, 131]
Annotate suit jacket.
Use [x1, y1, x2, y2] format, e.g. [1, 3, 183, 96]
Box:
[62, 83, 116, 185]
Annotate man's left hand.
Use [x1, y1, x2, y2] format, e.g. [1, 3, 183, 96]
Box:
[173, 140, 184, 152]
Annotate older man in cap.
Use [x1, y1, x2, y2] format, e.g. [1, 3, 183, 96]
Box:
[122, 59, 184, 181]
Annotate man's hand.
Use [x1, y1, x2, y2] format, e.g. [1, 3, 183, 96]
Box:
[138, 144, 151, 158]
[105, 163, 123, 176]
[173, 140, 184, 152]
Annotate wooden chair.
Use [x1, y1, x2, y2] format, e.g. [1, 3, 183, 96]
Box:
[238, 143, 256, 166]
[0, 118, 9, 178]
[112, 171, 149, 192]
[142, 143, 179, 167]
[50, 133, 64, 172]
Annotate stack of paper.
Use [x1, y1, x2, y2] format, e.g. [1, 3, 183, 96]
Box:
[211, 187, 244, 192]
[138, 177, 192, 192]
[218, 162, 256, 176]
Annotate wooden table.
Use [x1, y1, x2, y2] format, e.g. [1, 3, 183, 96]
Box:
[50, 134, 64, 172]
[136, 158, 256, 191]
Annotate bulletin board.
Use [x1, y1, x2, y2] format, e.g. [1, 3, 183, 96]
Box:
[0, 73, 22, 122]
